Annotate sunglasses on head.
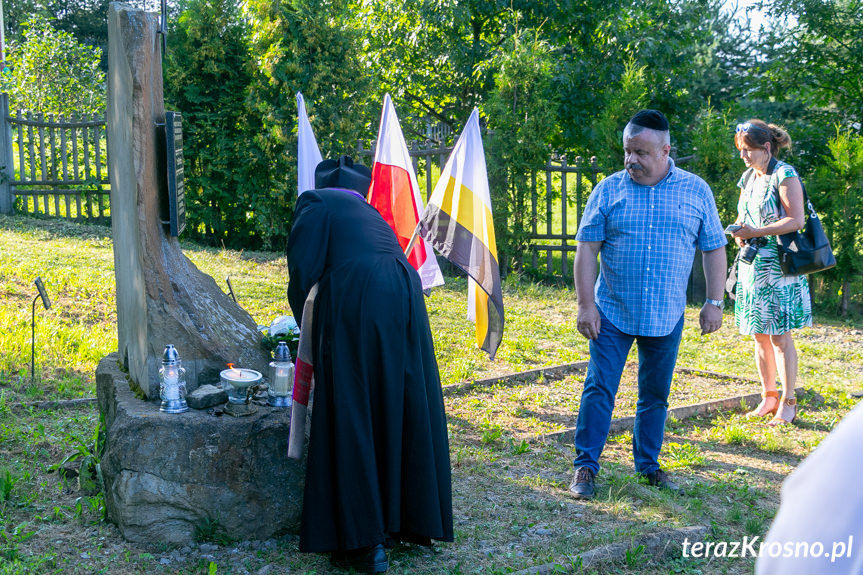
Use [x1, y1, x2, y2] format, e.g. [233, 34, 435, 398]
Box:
[736, 122, 767, 134]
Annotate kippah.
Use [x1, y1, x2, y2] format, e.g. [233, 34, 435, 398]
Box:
[629, 109, 669, 131]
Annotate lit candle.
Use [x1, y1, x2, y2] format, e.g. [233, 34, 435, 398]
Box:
[159, 345, 188, 413]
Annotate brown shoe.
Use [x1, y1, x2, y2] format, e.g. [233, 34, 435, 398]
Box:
[568, 466, 596, 499]
[768, 398, 798, 426]
[642, 469, 684, 494]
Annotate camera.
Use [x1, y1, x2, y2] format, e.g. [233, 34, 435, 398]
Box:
[740, 237, 768, 265]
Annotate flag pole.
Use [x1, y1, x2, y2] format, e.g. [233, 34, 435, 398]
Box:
[404, 223, 421, 257]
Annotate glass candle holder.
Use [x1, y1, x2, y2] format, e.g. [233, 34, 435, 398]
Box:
[159, 344, 188, 413]
[220, 366, 262, 404]
[267, 342, 294, 407]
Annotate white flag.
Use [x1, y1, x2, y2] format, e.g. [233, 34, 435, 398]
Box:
[297, 92, 323, 195]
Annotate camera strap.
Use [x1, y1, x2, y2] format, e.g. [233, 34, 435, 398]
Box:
[740, 157, 779, 226]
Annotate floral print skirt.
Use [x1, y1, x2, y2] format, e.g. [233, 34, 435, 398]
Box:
[734, 254, 812, 335]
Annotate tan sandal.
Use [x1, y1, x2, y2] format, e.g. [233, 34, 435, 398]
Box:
[768, 398, 798, 426]
[746, 390, 780, 418]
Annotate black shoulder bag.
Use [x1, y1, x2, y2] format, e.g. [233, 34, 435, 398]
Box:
[768, 158, 836, 276]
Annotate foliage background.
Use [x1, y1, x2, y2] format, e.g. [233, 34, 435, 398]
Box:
[2, 0, 862, 312]
[0, 15, 105, 117]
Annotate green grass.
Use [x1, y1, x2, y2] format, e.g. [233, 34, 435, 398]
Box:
[0, 213, 595, 402]
[0, 218, 115, 399]
[2, 212, 863, 574]
[661, 441, 707, 470]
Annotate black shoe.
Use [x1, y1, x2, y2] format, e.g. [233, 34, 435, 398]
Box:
[642, 469, 684, 494]
[330, 543, 389, 573]
[568, 466, 596, 499]
[384, 532, 433, 549]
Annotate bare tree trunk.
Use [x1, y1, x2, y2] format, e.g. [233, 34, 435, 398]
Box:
[839, 278, 850, 316]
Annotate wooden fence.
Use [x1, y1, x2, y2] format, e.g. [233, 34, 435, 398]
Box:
[0, 105, 704, 299]
[0, 93, 111, 224]
[528, 154, 603, 282]
[356, 140, 608, 283]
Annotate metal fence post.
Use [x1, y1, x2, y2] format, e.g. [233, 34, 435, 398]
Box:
[0, 93, 14, 214]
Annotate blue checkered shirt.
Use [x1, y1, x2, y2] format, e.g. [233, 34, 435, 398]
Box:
[575, 159, 727, 336]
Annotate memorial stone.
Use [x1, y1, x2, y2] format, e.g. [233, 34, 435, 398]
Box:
[106, 2, 269, 399]
[97, 354, 305, 543]
[99, 3, 304, 545]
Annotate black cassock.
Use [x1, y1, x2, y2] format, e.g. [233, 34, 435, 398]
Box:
[287, 187, 453, 553]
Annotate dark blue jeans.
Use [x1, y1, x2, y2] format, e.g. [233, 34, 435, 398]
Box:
[573, 309, 685, 476]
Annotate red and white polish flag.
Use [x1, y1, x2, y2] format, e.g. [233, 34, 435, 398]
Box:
[368, 94, 444, 290]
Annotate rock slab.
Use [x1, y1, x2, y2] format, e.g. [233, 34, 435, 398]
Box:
[97, 354, 306, 545]
[186, 384, 228, 410]
[107, 3, 270, 399]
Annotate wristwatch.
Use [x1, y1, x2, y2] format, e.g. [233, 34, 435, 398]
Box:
[705, 298, 725, 310]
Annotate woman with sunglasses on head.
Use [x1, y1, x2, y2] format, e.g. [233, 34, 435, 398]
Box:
[729, 120, 812, 426]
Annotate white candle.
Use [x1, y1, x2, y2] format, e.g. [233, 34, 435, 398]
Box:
[163, 367, 180, 400]
[272, 365, 293, 395]
[164, 385, 180, 401]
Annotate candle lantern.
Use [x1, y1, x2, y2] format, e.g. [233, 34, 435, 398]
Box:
[159, 344, 189, 413]
[267, 342, 294, 408]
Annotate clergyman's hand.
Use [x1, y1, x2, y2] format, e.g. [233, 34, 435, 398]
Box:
[699, 303, 723, 335]
[577, 304, 601, 340]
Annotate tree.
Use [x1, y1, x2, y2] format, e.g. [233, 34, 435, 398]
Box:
[622, 0, 752, 127]
[766, 0, 863, 125]
[590, 58, 648, 171]
[354, 0, 513, 139]
[1, 0, 154, 70]
[45, 0, 111, 61]
[2, 0, 49, 39]
[163, 0, 262, 248]
[1, 15, 105, 117]
[244, 0, 375, 246]
[814, 127, 863, 315]
[690, 105, 741, 219]
[484, 25, 559, 272]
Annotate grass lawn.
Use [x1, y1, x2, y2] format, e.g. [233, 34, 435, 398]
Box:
[1, 212, 862, 574]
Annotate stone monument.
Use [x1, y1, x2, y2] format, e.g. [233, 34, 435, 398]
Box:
[106, 3, 269, 398]
[98, 3, 305, 544]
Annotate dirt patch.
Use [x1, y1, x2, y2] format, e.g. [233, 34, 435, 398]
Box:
[446, 364, 761, 441]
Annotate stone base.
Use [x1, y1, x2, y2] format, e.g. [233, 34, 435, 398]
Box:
[96, 353, 306, 545]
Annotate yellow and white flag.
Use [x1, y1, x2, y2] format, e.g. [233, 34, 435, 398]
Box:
[419, 108, 503, 359]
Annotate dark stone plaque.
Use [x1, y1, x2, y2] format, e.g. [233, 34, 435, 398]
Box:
[165, 111, 185, 236]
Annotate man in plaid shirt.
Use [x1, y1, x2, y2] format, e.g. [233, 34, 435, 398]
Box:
[569, 110, 727, 499]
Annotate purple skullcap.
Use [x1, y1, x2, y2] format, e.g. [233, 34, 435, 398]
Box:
[629, 109, 669, 131]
